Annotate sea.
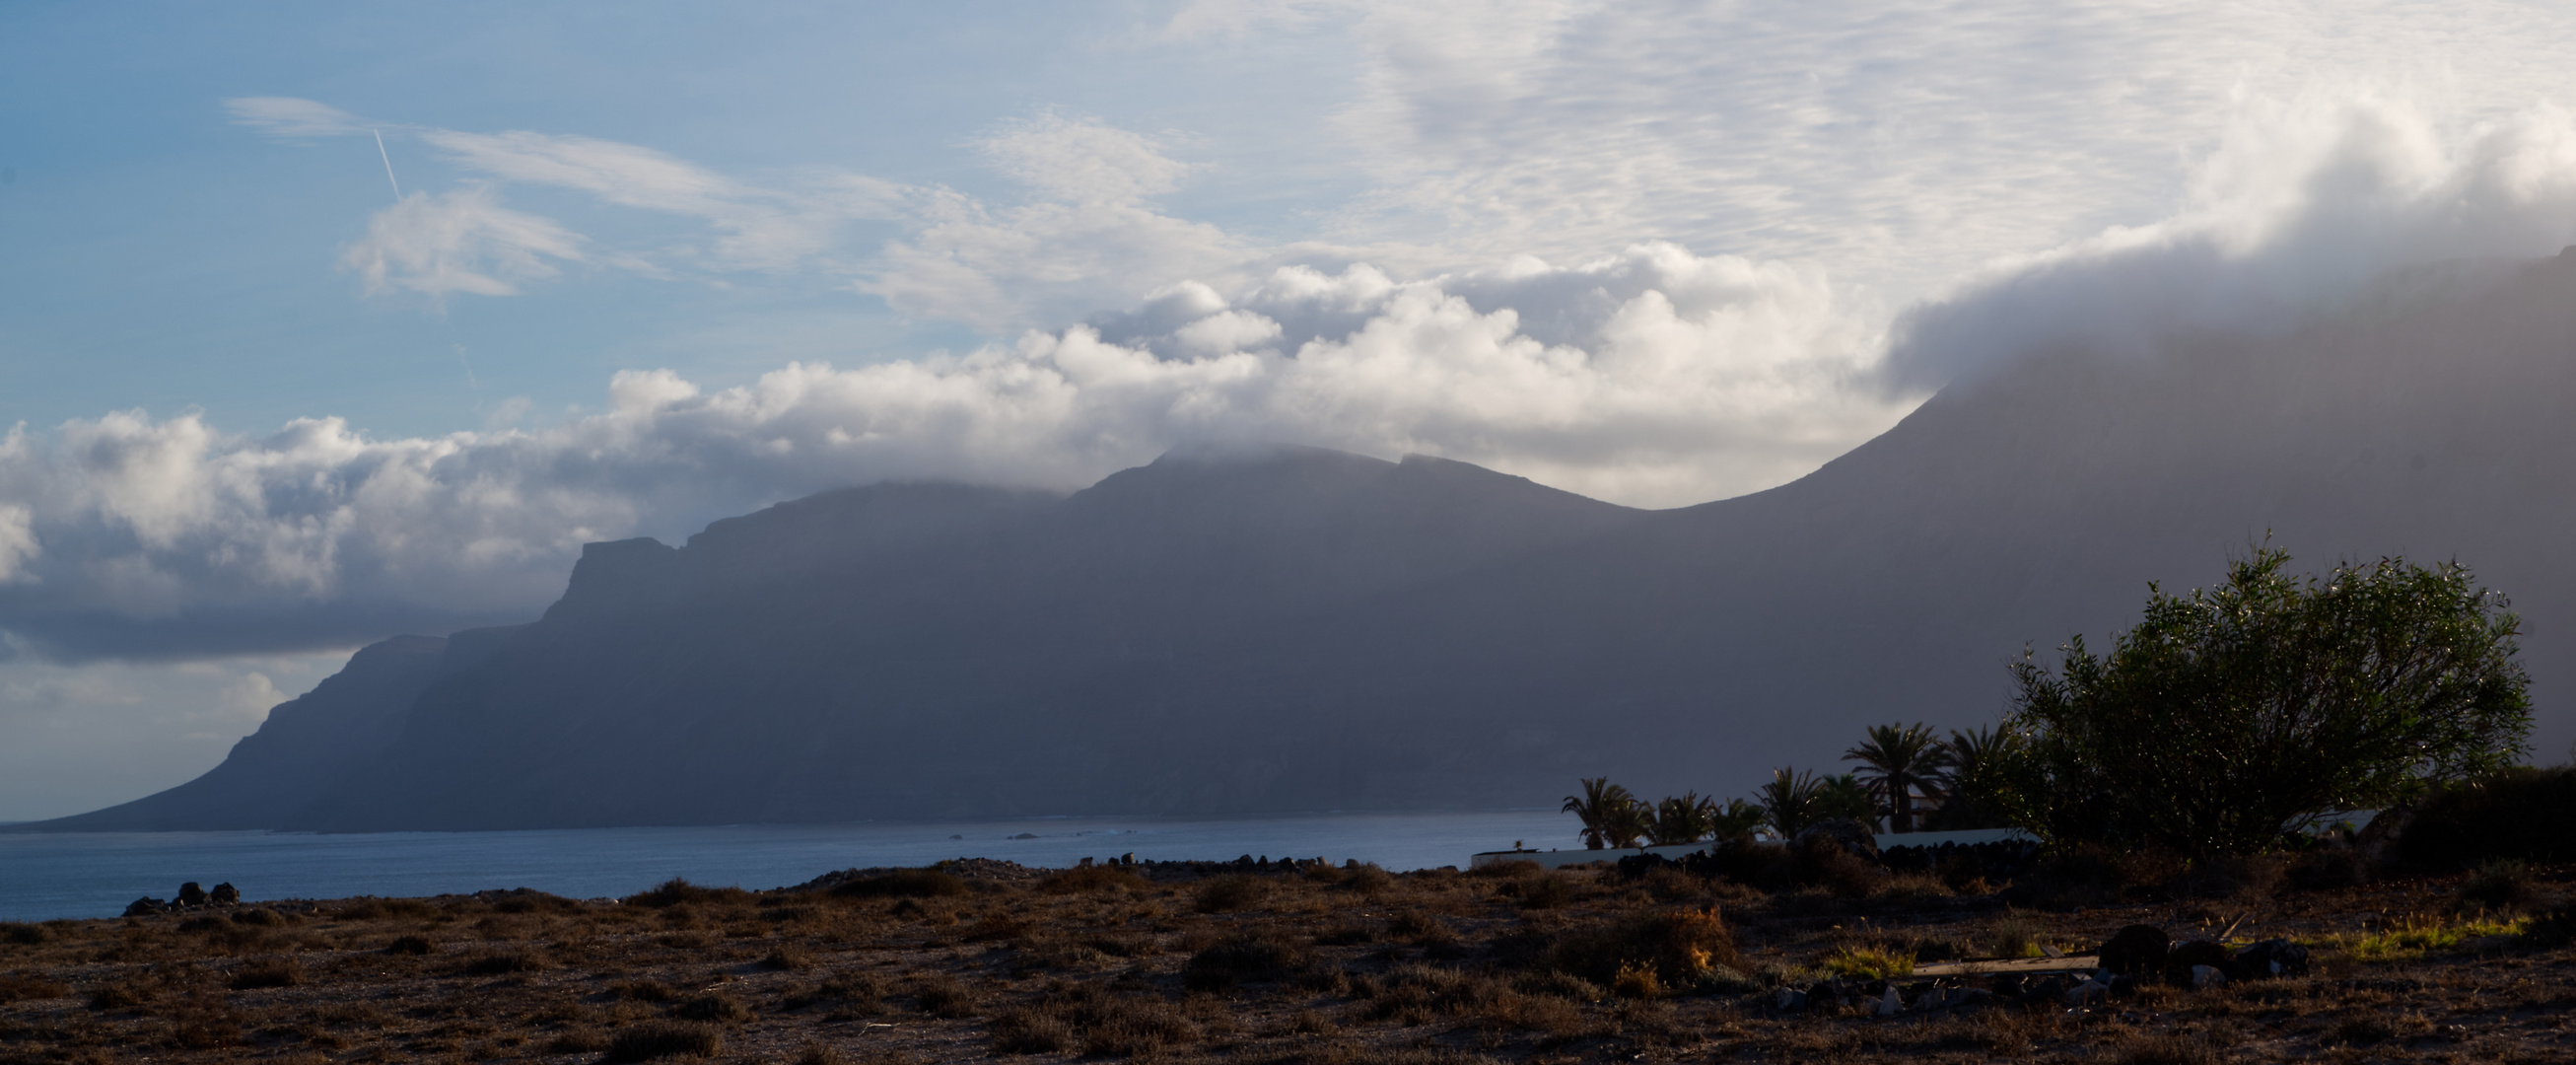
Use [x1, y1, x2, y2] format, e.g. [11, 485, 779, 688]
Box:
[0, 811, 1573, 923]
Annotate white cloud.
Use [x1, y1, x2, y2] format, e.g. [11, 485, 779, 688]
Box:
[341, 186, 587, 297]
[977, 110, 1197, 204]
[1316, 0, 2576, 299]
[1888, 92, 2576, 388]
[224, 96, 369, 138]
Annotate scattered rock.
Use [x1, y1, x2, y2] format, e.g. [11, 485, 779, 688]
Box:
[1773, 986, 1808, 1012]
[2065, 978, 2111, 1008]
[2164, 938, 2229, 983]
[2099, 924, 2170, 975]
[2230, 938, 2310, 980]
[2191, 964, 2227, 990]
[1874, 985, 1903, 1016]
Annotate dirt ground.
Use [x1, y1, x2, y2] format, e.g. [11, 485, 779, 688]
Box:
[2, 856, 2571, 1064]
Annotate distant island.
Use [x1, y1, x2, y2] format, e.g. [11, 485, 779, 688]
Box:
[20, 253, 2576, 833]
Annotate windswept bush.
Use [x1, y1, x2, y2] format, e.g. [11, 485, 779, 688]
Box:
[830, 869, 968, 900]
[1183, 933, 1312, 991]
[602, 1022, 722, 1062]
[1193, 875, 1268, 913]
[1540, 908, 1739, 991]
[227, 957, 302, 990]
[1038, 865, 1149, 894]
[624, 879, 751, 908]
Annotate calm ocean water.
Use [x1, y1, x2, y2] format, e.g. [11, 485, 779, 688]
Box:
[0, 811, 1572, 922]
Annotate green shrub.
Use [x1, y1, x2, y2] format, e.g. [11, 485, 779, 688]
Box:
[2010, 548, 2531, 858]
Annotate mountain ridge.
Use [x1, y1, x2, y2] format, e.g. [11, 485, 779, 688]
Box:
[20, 253, 2576, 832]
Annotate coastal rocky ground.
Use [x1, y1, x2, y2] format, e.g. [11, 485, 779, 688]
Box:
[1, 853, 2571, 1064]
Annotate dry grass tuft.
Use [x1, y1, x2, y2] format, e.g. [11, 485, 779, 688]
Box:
[601, 1021, 723, 1061]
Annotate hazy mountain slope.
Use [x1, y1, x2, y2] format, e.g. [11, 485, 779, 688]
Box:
[16, 628, 518, 830]
[39, 253, 2576, 831]
[283, 452, 1647, 829]
[1188, 253, 2576, 804]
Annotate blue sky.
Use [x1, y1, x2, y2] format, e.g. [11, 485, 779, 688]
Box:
[9, 0, 2576, 816]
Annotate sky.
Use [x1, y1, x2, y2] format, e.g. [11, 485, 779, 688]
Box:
[8, 0, 2576, 817]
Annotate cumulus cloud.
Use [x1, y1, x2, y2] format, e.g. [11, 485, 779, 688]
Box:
[0, 238, 1894, 660]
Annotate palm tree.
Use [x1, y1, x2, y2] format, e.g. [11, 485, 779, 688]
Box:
[1758, 767, 1826, 838]
[1844, 722, 1953, 833]
[1925, 725, 2027, 831]
[1648, 792, 1720, 845]
[1818, 772, 1884, 832]
[1605, 797, 1653, 849]
[1563, 777, 1639, 850]
[1710, 798, 1768, 841]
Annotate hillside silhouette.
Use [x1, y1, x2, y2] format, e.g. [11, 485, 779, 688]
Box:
[26, 252, 2576, 831]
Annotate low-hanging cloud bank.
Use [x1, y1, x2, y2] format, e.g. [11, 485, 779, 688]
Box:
[9, 95, 2576, 662]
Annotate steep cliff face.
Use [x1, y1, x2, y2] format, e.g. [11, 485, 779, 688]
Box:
[35, 254, 2576, 832]
[18, 629, 520, 830]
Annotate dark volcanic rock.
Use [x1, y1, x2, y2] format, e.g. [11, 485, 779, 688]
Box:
[2099, 925, 2170, 976]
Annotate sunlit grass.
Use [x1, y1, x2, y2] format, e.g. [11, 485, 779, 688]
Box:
[1820, 945, 1915, 979]
[2315, 912, 2528, 961]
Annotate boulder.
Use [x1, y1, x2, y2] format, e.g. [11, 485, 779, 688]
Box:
[2228, 938, 2310, 980]
[2163, 939, 2229, 984]
[1773, 986, 1808, 1012]
[2191, 964, 2228, 990]
[1791, 818, 1882, 863]
[209, 883, 241, 905]
[121, 896, 166, 917]
[174, 882, 208, 907]
[2098, 924, 2170, 976]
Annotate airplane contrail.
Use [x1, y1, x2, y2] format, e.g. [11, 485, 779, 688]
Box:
[374, 129, 403, 202]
